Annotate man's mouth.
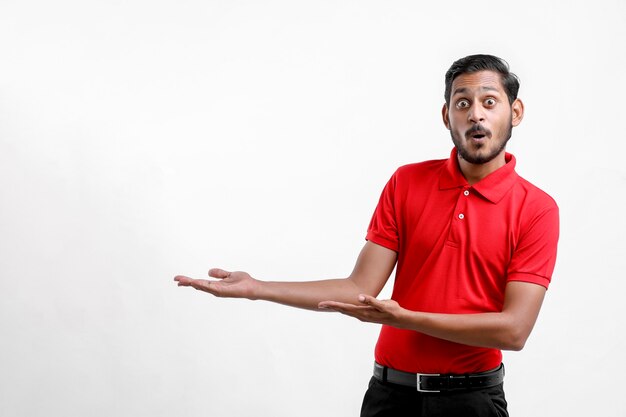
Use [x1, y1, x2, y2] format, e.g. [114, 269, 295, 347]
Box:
[466, 125, 491, 141]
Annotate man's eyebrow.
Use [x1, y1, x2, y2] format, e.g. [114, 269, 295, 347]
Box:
[452, 86, 500, 96]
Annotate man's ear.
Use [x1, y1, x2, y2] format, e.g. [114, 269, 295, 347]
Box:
[511, 98, 524, 127]
[442, 103, 450, 130]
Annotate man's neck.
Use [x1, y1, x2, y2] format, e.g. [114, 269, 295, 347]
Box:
[457, 151, 507, 185]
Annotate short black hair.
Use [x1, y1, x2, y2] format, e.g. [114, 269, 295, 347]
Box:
[444, 54, 520, 105]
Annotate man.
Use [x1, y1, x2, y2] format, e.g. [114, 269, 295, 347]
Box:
[175, 54, 559, 417]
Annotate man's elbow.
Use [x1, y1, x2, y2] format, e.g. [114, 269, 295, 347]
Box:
[500, 328, 530, 351]
[504, 339, 526, 352]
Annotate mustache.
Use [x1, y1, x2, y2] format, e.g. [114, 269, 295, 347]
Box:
[465, 124, 492, 137]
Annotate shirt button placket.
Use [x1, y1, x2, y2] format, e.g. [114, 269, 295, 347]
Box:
[457, 188, 470, 220]
[447, 188, 468, 244]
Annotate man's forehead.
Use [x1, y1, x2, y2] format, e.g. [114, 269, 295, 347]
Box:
[451, 71, 504, 95]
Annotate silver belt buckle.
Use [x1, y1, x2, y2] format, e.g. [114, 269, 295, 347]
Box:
[416, 372, 441, 393]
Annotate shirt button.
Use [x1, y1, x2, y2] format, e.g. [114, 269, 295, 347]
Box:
[463, 190, 470, 196]
[458, 213, 465, 220]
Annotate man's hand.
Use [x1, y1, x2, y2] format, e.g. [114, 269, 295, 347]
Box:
[173, 242, 396, 310]
[320, 282, 548, 351]
[318, 295, 409, 328]
[175, 268, 260, 300]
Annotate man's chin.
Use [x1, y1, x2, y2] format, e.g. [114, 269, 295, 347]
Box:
[457, 147, 500, 165]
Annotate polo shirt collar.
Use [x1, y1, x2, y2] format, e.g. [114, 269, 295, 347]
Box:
[439, 148, 519, 204]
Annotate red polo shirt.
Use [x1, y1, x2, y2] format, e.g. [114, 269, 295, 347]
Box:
[366, 148, 559, 374]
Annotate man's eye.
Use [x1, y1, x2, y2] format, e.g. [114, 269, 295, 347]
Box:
[485, 98, 496, 106]
[456, 100, 469, 109]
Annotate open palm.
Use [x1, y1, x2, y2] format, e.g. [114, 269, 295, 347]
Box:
[174, 268, 259, 299]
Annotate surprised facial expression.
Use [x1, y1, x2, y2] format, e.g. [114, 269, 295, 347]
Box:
[443, 70, 522, 165]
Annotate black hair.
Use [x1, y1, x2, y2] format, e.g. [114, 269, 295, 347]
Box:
[444, 54, 520, 105]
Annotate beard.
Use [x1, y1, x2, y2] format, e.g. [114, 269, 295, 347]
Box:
[450, 121, 513, 165]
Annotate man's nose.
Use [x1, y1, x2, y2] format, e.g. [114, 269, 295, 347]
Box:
[468, 104, 485, 123]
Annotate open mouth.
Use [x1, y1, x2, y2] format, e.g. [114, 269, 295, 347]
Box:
[466, 126, 491, 141]
[468, 132, 488, 140]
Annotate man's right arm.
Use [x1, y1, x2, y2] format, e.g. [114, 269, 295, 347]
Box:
[174, 241, 397, 311]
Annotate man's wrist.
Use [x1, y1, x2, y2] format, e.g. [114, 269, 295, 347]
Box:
[248, 278, 268, 301]
[396, 308, 421, 331]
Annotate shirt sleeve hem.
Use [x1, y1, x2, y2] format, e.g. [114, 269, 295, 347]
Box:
[507, 272, 551, 289]
[365, 233, 399, 252]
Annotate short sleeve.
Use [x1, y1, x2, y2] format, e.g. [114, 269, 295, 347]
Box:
[366, 172, 399, 252]
[507, 204, 560, 288]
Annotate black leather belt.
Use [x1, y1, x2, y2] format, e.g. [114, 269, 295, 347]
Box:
[373, 363, 505, 393]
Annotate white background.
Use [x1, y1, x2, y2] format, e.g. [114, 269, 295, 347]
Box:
[1, 1, 625, 416]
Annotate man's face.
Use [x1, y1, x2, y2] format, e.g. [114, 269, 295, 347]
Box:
[442, 70, 523, 165]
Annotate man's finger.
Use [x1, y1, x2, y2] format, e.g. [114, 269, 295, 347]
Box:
[191, 279, 213, 291]
[358, 294, 383, 308]
[320, 304, 353, 314]
[174, 275, 194, 286]
[319, 301, 372, 313]
[184, 279, 220, 294]
[318, 301, 353, 310]
[175, 276, 215, 292]
[208, 268, 231, 279]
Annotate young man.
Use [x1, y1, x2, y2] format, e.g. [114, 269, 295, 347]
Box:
[175, 54, 559, 417]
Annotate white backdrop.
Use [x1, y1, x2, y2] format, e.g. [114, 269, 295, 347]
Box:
[1, 1, 625, 416]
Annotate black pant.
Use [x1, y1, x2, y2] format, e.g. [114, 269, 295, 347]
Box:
[360, 377, 508, 417]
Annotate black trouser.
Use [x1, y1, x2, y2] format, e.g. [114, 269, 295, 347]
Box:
[360, 376, 508, 417]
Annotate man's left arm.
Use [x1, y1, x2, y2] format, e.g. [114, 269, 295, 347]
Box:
[319, 280, 546, 351]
